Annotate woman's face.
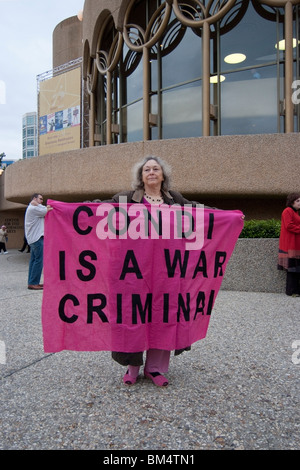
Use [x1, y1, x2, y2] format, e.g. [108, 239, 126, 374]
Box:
[292, 197, 300, 211]
[142, 159, 164, 189]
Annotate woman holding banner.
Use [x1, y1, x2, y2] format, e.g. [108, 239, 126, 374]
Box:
[278, 193, 300, 296]
[109, 155, 213, 387]
[41, 156, 244, 385]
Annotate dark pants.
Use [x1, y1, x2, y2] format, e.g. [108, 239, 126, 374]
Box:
[0, 242, 7, 253]
[286, 272, 300, 296]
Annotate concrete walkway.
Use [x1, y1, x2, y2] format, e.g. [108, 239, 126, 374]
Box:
[0, 250, 299, 450]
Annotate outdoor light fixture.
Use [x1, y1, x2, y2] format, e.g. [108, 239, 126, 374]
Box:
[224, 53, 246, 64]
[275, 38, 299, 50]
[210, 75, 226, 83]
[77, 10, 83, 21]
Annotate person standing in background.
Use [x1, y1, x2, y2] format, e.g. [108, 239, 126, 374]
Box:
[19, 235, 30, 253]
[278, 193, 300, 297]
[0, 225, 8, 254]
[25, 193, 52, 290]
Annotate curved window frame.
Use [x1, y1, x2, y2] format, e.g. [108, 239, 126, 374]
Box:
[85, 0, 300, 146]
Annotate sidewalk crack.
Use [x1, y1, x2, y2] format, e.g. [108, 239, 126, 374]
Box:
[1, 353, 56, 379]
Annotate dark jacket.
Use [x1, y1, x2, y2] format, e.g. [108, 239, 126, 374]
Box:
[109, 188, 211, 208]
[110, 189, 211, 366]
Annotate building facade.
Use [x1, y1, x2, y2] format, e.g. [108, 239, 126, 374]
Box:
[3, 0, 300, 242]
[22, 112, 38, 159]
[83, 0, 300, 145]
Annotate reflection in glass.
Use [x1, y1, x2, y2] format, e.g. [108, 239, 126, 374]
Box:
[123, 100, 143, 143]
[122, 43, 143, 105]
[224, 53, 246, 64]
[221, 2, 278, 72]
[161, 15, 202, 89]
[162, 83, 202, 139]
[220, 66, 278, 135]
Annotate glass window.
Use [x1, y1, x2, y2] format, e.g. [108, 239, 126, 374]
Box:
[90, 0, 300, 145]
[221, 5, 278, 73]
[161, 15, 202, 89]
[95, 72, 107, 145]
[111, 69, 120, 144]
[162, 82, 202, 139]
[152, 10, 203, 139]
[216, 1, 281, 135]
[122, 43, 143, 105]
[26, 115, 35, 125]
[293, 5, 300, 131]
[122, 100, 143, 142]
[220, 65, 278, 135]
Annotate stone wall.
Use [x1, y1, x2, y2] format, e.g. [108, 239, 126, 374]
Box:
[4, 134, 300, 221]
[0, 175, 27, 249]
[222, 238, 286, 293]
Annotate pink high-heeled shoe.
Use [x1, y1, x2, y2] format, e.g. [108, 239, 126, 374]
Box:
[144, 370, 168, 387]
[123, 370, 138, 385]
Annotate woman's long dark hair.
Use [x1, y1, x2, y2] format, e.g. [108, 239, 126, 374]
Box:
[286, 193, 300, 208]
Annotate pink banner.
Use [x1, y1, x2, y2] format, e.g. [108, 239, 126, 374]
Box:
[42, 200, 243, 353]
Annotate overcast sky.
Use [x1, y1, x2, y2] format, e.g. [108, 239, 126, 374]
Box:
[0, 0, 84, 161]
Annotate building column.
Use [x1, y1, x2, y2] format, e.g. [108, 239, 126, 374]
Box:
[106, 71, 112, 144]
[202, 21, 211, 136]
[143, 46, 150, 141]
[89, 92, 95, 147]
[284, 1, 294, 132]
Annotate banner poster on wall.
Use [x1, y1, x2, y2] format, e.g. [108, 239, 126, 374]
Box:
[38, 67, 81, 155]
[42, 200, 244, 354]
